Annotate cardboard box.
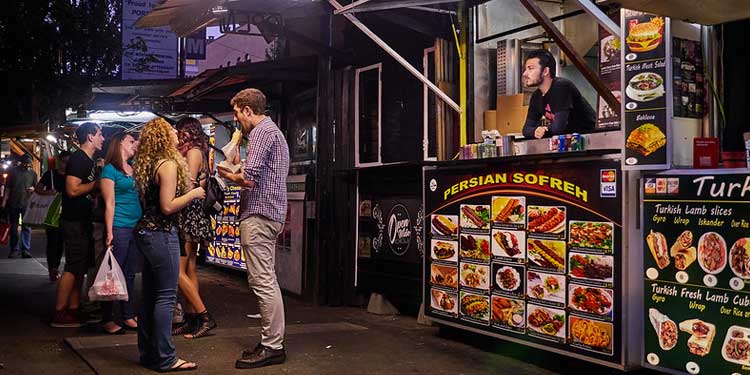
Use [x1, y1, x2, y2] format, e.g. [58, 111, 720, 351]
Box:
[483, 110, 497, 131]
[496, 94, 528, 135]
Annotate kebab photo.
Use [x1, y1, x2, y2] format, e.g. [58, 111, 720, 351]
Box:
[492, 196, 525, 224]
[460, 204, 490, 230]
[679, 319, 716, 357]
[492, 230, 524, 258]
[527, 206, 566, 234]
[527, 239, 566, 272]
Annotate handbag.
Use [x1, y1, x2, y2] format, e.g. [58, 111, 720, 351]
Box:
[202, 174, 227, 216]
[23, 193, 57, 227]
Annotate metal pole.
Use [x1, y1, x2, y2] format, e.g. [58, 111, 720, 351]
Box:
[333, 0, 374, 15]
[570, 0, 621, 38]
[327, 0, 462, 114]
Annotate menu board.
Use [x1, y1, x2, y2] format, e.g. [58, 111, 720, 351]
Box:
[643, 173, 750, 375]
[597, 21, 622, 130]
[621, 10, 671, 169]
[424, 159, 623, 364]
[672, 38, 706, 119]
[207, 185, 245, 270]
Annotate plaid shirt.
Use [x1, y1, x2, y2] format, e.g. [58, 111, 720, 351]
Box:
[239, 117, 289, 223]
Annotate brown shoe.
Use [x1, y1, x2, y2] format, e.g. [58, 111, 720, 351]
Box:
[50, 309, 83, 328]
[240, 343, 262, 359]
[235, 345, 285, 369]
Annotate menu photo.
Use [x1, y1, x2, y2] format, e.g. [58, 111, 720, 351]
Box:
[430, 288, 458, 318]
[569, 315, 614, 355]
[459, 234, 491, 263]
[569, 252, 615, 287]
[459, 262, 490, 291]
[568, 284, 614, 321]
[491, 295, 526, 333]
[527, 303, 566, 343]
[460, 291, 491, 325]
[460, 204, 491, 233]
[527, 239, 567, 274]
[430, 238, 458, 263]
[624, 14, 665, 61]
[491, 196, 526, 229]
[527, 270, 566, 308]
[492, 262, 525, 298]
[430, 263, 458, 290]
[527, 205, 567, 240]
[491, 229, 526, 263]
[431, 214, 459, 239]
[568, 220, 615, 254]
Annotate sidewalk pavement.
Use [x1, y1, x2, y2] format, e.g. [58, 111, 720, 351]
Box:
[0, 230, 659, 374]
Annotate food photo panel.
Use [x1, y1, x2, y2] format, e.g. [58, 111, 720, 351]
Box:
[526, 303, 566, 342]
[568, 252, 614, 286]
[568, 221, 614, 253]
[569, 316, 614, 355]
[460, 291, 490, 325]
[459, 234, 491, 263]
[527, 206, 566, 239]
[491, 229, 526, 262]
[459, 263, 490, 291]
[527, 270, 566, 307]
[568, 284, 614, 320]
[430, 264, 458, 289]
[492, 263, 525, 298]
[430, 288, 458, 317]
[431, 214, 459, 238]
[527, 239, 567, 274]
[491, 295, 526, 332]
[491, 196, 526, 228]
[460, 204, 491, 232]
[431, 239, 458, 263]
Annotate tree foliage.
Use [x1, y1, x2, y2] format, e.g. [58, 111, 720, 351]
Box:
[0, 0, 120, 125]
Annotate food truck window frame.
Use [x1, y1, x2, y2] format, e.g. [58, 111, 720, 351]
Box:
[355, 63, 383, 167]
[423, 47, 436, 161]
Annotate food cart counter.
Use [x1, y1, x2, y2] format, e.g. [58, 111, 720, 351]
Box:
[422, 148, 643, 370]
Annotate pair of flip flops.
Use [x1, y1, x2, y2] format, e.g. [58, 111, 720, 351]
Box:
[158, 359, 197, 373]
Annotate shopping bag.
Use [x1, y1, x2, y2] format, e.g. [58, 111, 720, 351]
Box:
[0, 222, 9, 245]
[22, 193, 57, 227]
[88, 248, 129, 301]
[42, 194, 62, 228]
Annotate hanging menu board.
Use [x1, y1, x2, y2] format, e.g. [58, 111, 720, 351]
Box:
[621, 10, 671, 169]
[424, 159, 623, 365]
[643, 172, 750, 375]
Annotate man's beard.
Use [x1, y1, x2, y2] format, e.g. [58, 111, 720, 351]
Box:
[525, 71, 543, 88]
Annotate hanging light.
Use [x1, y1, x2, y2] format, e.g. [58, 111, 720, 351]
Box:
[46, 134, 58, 143]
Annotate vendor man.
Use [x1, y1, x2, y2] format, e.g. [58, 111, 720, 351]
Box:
[521, 49, 596, 139]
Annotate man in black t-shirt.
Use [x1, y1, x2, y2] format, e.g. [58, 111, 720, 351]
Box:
[51, 123, 104, 327]
[521, 49, 596, 139]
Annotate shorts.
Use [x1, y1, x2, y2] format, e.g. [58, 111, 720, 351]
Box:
[62, 220, 94, 276]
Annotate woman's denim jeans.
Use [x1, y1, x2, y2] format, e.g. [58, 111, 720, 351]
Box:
[102, 227, 140, 322]
[135, 228, 180, 370]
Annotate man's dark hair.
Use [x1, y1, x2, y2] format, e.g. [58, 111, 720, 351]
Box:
[526, 49, 556, 78]
[76, 122, 101, 144]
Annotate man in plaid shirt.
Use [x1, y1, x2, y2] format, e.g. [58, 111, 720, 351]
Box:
[217, 88, 289, 369]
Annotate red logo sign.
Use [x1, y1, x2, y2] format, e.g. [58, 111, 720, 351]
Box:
[600, 170, 616, 183]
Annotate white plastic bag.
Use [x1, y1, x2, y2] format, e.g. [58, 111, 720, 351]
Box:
[218, 129, 243, 174]
[88, 248, 129, 301]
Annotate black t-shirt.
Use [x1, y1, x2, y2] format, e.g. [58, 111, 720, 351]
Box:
[40, 169, 66, 196]
[62, 150, 96, 221]
[522, 77, 596, 138]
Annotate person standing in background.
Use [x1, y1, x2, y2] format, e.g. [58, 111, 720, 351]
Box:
[36, 150, 71, 281]
[51, 122, 104, 327]
[100, 132, 142, 334]
[3, 154, 38, 259]
[172, 117, 216, 339]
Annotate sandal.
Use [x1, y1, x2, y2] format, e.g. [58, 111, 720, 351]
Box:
[101, 322, 125, 335]
[123, 319, 138, 331]
[184, 311, 216, 339]
[158, 358, 197, 373]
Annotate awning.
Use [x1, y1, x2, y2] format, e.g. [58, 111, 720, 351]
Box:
[617, 0, 750, 25]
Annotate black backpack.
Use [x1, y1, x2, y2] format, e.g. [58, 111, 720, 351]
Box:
[202, 174, 226, 216]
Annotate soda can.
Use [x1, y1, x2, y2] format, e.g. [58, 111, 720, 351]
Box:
[570, 133, 579, 152]
[565, 134, 573, 152]
[557, 135, 566, 152]
[576, 134, 586, 151]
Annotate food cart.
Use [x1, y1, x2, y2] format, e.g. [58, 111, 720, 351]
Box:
[422, 1, 749, 373]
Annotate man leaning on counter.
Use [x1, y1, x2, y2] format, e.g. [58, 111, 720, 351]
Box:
[521, 49, 596, 139]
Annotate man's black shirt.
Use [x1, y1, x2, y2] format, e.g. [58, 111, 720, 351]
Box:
[522, 77, 596, 138]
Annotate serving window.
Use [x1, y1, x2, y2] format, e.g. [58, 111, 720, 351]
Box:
[355, 63, 382, 167]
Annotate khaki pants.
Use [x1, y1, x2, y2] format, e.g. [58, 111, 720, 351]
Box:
[240, 215, 284, 350]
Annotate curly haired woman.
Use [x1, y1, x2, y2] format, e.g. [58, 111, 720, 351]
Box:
[172, 117, 216, 339]
[133, 118, 204, 372]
